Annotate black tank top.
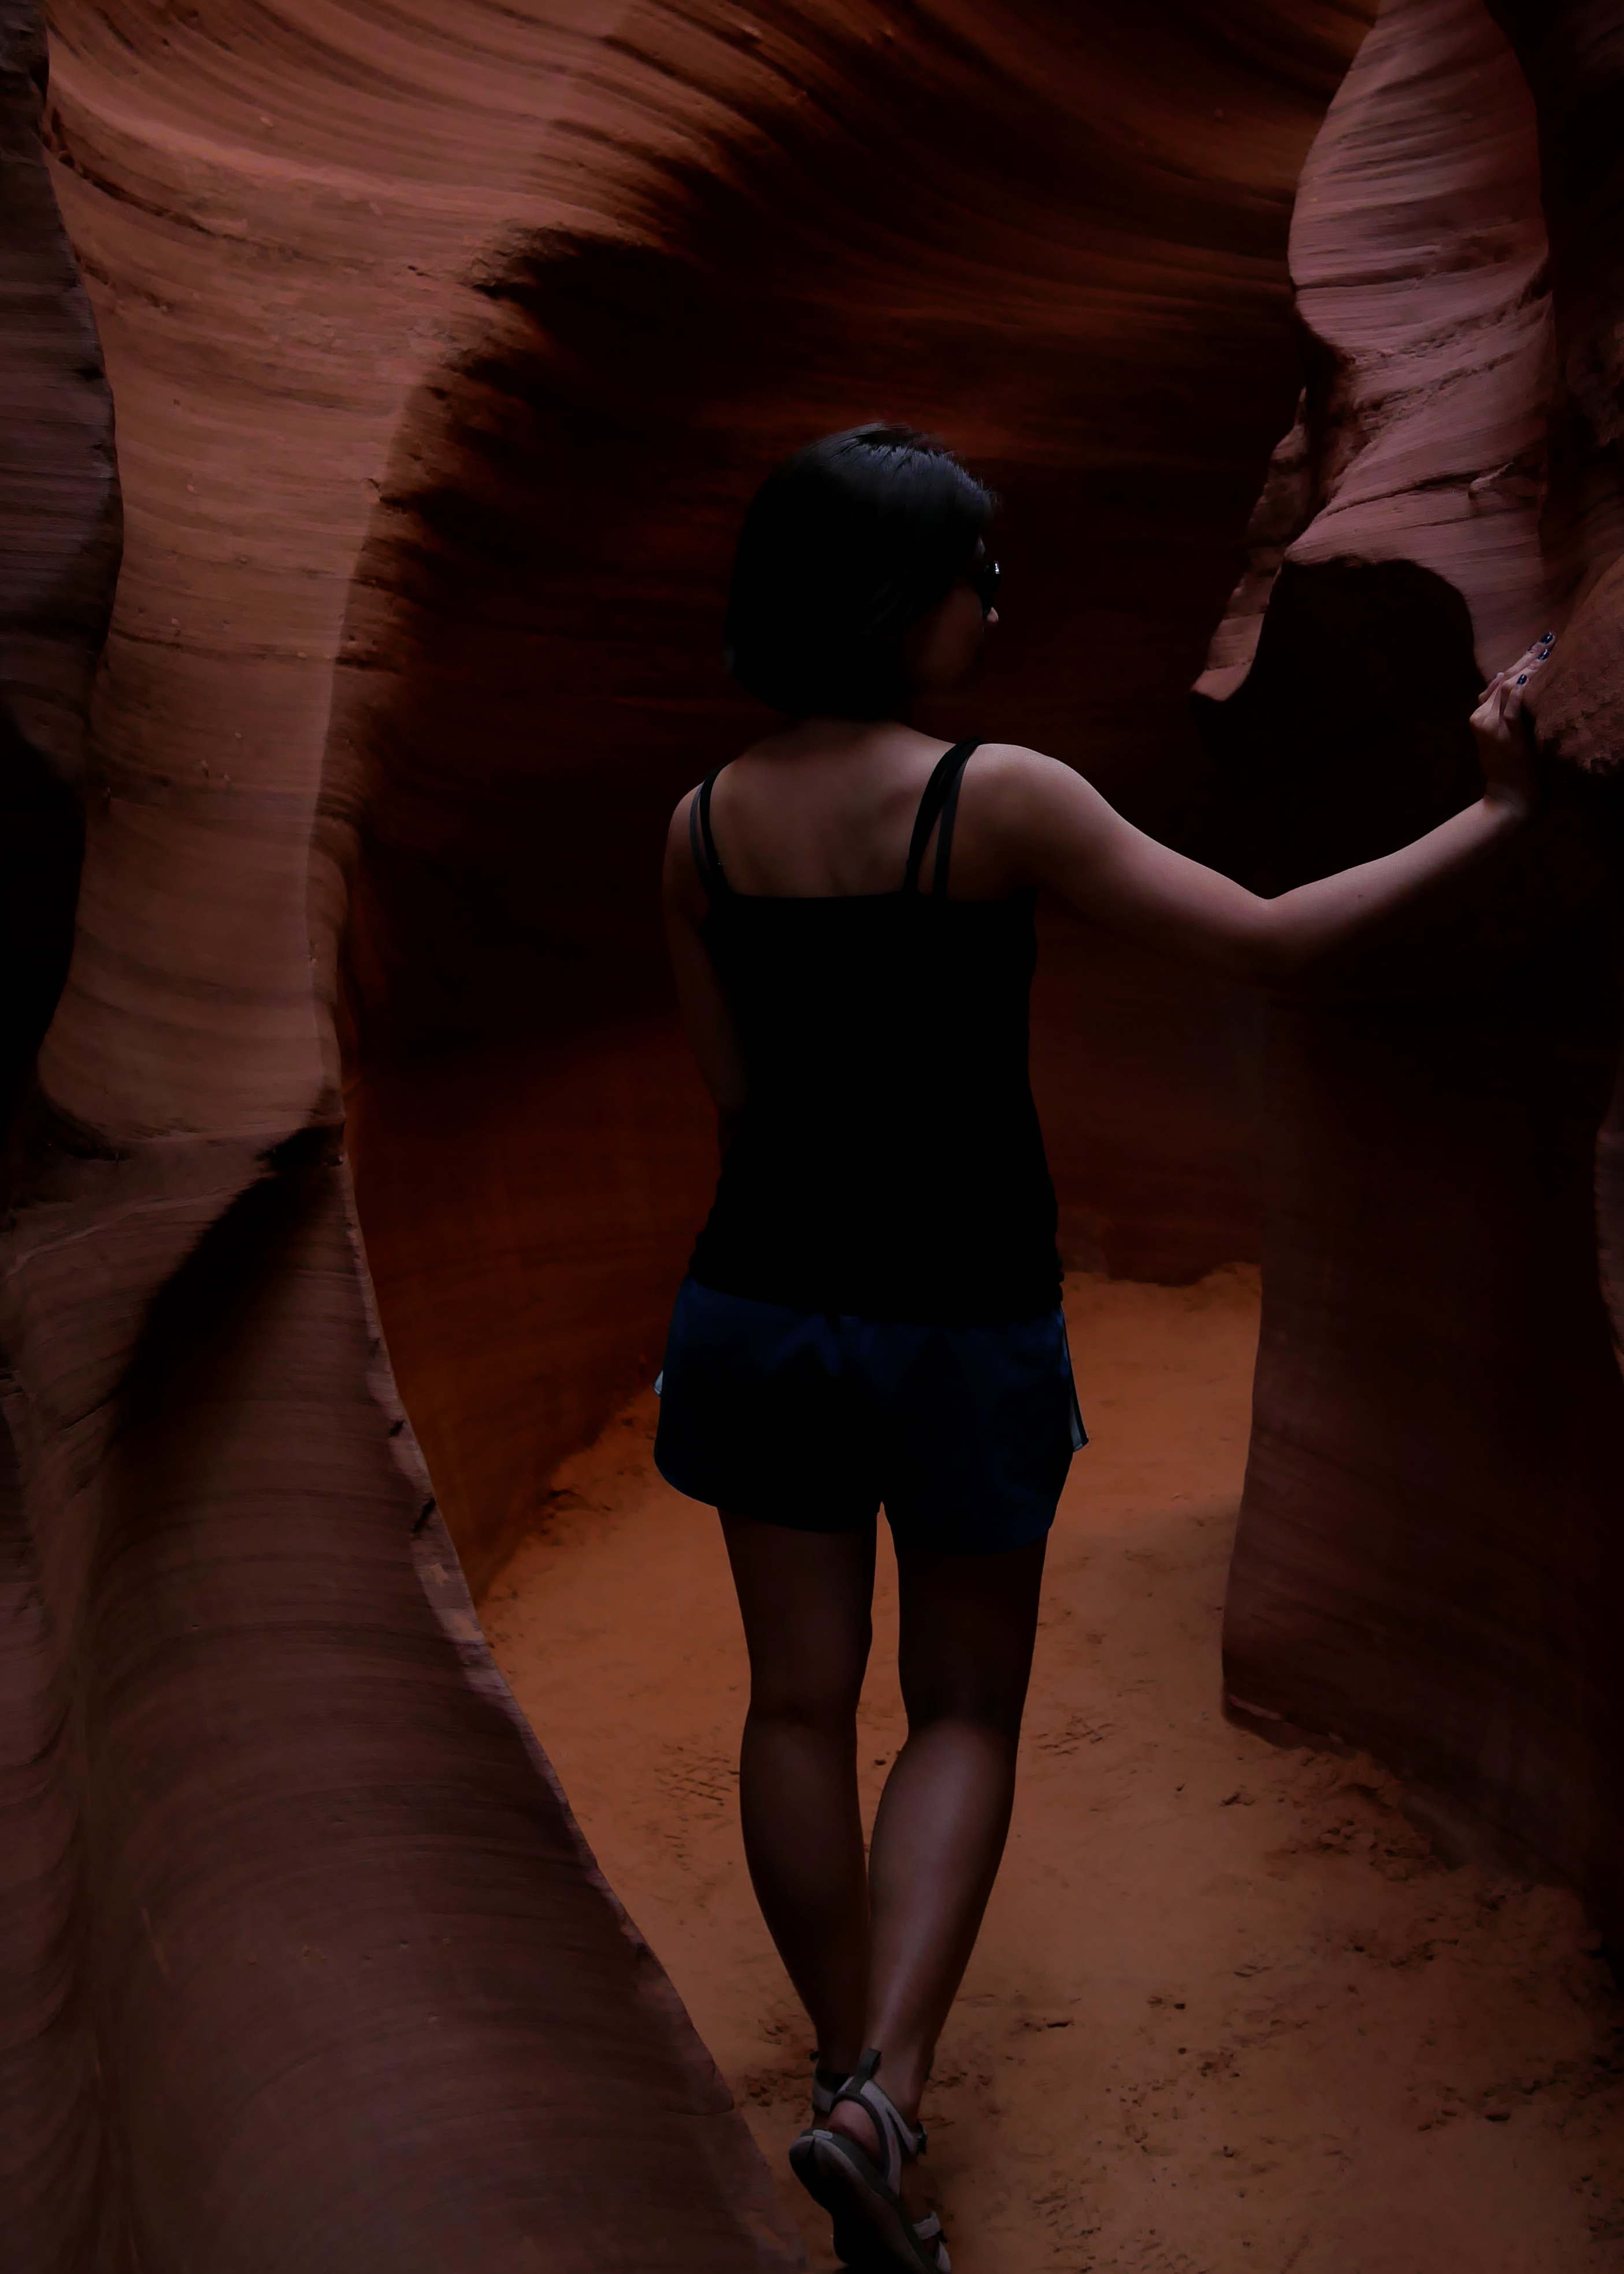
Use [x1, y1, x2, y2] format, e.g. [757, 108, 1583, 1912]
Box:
[684, 740, 1062, 1325]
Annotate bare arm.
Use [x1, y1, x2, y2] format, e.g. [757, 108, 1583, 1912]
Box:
[995, 638, 1552, 984]
[662, 796, 748, 1143]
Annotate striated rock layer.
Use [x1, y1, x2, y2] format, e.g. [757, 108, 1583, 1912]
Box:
[5, 0, 1378, 2265]
[0, 0, 107, 1114]
[12, 0, 1624, 2262]
[1202, 0, 1624, 1920]
[0, 6, 115, 2260]
[5, 3, 819, 2265]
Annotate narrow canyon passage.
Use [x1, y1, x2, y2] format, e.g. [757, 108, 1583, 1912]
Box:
[8, 0, 1624, 2258]
[484, 1274, 1624, 2274]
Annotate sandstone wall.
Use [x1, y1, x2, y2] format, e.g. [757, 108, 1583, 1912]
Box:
[3, 1, 1373, 2262]
[1201, 0, 1624, 1913]
[2, 2, 822, 2263]
[1, 7, 116, 2255]
[10, 0, 1624, 2263]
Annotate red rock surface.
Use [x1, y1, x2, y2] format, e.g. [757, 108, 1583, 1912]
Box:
[1200, 0, 1624, 1924]
[1, 10, 116, 2262]
[0, 0, 106, 1114]
[6, 1, 1372, 2261]
[6, 0, 1623, 2265]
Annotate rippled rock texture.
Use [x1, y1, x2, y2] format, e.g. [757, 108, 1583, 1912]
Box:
[3, 0, 1622, 2266]
[0, 3, 113, 2257]
[1199, 0, 1624, 1920]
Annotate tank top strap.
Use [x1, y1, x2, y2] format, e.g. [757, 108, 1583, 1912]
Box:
[903, 739, 981, 897]
[689, 765, 732, 899]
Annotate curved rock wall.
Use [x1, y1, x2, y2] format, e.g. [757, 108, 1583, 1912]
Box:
[13, 0, 1624, 2262]
[328, 2, 1370, 1588]
[1490, 0, 1624, 1346]
[5, 2, 830, 2264]
[1, 8, 117, 2261]
[0, 0, 106, 1114]
[1203, 0, 1624, 1916]
[6, 1, 1377, 2262]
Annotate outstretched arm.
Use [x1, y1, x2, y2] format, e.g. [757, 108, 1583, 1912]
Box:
[995, 638, 1552, 984]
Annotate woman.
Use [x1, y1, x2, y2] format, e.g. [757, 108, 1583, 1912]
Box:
[654, 427, 1549, 2272]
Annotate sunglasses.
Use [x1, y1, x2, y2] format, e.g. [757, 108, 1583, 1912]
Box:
[967, 553, 1000, 619]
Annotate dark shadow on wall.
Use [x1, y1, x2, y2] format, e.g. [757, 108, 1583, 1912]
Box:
[1, 13, 121, 2263]
[0, 706, 84, 1120]
[0, 1368, 103, 2273]
[1601, 1045, 1624, 1349]
[1199, 554, 1624, 1928]
[1200, 558, 1486, 896]
[0, 0, 120, 1131]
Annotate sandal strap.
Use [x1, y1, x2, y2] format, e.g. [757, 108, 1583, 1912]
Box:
[912, 2212, 950, 2273]
[832, 2047, 926, 2197]
[811, 2060, 848, 2119]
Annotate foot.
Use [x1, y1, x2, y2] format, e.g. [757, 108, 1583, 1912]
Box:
[793, 2049, 949, 2272]
[828, 2096, 929, 2224]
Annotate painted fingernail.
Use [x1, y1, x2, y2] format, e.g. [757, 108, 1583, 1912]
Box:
[1543, 631, 1554, 640]
[1518, 675, 1529, 684]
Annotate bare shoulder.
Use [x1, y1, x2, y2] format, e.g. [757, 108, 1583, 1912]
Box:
[965, 742, 1104, 824]
[954, 742, 1122, 898]
[967, 740, 1070, 782]
[666, 784, 698, 845]
[966, 741, 1086, 782]
[664, 732, 782, 912]
[665, 784, 698, 862]
[663, 783, 709, 920]
[665, 729, 783, 841]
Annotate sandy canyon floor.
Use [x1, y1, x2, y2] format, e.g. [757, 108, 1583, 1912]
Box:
[482, 1272, 1624, 2272]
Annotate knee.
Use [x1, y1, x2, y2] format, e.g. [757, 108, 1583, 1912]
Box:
[740, 1595, 873, 1729]
[900, 1679, 1028, 1748]
[747, 1661, 867, 1732]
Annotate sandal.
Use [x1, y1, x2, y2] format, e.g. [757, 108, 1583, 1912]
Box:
[813, 2059, 850, 2120]
[796, 2062, 860, 2266]
[789, 2047, 950, 2273]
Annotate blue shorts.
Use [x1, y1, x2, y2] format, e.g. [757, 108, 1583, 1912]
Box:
[652, 1277, 1085, 1555]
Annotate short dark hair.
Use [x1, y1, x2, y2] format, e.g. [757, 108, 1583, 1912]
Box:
[724, 426, 994, 717]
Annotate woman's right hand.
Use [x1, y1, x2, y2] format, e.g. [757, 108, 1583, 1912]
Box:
[1470, 632, 1555, 817]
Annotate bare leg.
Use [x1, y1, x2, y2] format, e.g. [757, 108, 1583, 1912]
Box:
[721, 1512, 877, 2075]
[828, 1536, 1047, 2196]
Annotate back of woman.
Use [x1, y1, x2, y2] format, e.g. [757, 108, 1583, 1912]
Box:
[650, 423, 1549, 2274]
[688, 738, 1060, 1325]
